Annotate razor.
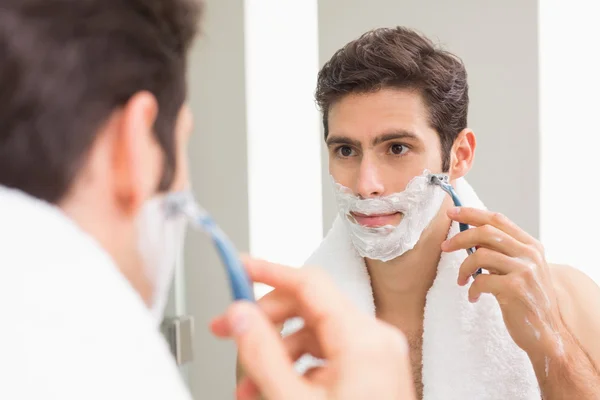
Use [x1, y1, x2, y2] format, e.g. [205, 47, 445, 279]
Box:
[165, 191, 256, 302]
[428, 174, 482, 278]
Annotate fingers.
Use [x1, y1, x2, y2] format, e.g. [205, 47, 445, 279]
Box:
[242, 258, 358, 358]
[235, 367, 328, 400]
[303, 367, 328, 385]
[446, 207, 536, 245]
[236, 377, 260, 400]
[217, 258, 364, 361]
[442, 224, 529, 257]
[457, 248, 522, 285]
[468, 273, 505, 303]
[256, 289, 297, 326]
[284, 327, 324, 361]
[209, 316, 231, 338]
[211, 289, 296, 338]
[227, 301, 312, 400]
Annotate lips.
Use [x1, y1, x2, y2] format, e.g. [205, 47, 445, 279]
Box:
[350, 212, 402, 228]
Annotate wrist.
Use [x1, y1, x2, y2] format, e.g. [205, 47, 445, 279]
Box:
[529, 328, 600, 399]
[527, 321, 571, 370]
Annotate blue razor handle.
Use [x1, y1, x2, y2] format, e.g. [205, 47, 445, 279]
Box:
[203, 218, 256, 302]
[166, 192, 256, 303]
[428, 175, 482, 277]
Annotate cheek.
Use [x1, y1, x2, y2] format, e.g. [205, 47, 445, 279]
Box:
[329, 161, 356, 188]
[421, 138, 445, 171]
[329, 165, 344, 185]
[426, 149, 445, 172]
[378, 161, 424, 193]
[170, 139, 190, 192]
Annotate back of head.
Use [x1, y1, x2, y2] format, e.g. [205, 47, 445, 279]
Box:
[316, 27, 469, 171]
[0, 0, 202, 203]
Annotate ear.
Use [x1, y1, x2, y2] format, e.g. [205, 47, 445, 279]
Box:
[112, 91, 162, 216]
[449, 128, 476, 180]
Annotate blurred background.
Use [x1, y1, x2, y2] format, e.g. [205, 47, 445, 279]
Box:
[178, 0, 600, 397]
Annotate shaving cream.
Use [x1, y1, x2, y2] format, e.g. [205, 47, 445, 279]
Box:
[332, 169, 446, 262]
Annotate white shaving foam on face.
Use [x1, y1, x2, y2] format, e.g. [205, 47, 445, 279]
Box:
[331, 169, 446, 262]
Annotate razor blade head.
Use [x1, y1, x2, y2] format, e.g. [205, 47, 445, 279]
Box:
[164, 191, 210, 223]
[427, 173, 450, 186]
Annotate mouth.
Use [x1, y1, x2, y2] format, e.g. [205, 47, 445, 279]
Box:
[350, 211, 403, 228]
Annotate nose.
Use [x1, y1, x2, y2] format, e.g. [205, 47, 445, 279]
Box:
[356, 155, 385, 198]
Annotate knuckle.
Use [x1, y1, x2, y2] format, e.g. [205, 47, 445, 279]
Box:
[491, 212, 507, 225]
[519, 264, 536, 282]
[480, 224, 496, 236]
[507, 275, 526, 293]
[473, 247, 491, 261]
[533, 241, 546, 257]
[525, 244, 544, 265]
[460, 261, 476, 279]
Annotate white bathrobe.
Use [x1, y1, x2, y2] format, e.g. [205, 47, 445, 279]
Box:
[0, 186, 191, 400]
[283, 178, 541, 400]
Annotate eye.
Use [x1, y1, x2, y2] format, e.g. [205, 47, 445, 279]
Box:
[335, 145, 356, 158]
[389, 143, 409, 156]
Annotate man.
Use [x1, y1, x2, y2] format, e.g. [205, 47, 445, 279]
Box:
[247, 27, 600, 399]
[0, 1, 416, 399]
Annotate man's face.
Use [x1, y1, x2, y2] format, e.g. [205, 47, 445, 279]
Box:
[327, 88, 444, 228]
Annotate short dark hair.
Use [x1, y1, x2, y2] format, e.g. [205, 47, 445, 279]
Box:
[0, 0, 202, 203]
[316, 27, 469, 171]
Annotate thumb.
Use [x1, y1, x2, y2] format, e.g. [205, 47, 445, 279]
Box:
[228, 302, 312, 400]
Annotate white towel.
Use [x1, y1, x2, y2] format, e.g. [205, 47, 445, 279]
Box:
[283, 178, 540, 399]
[0, 185, 192, 399]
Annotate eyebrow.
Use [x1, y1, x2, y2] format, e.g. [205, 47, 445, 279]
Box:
[325, 135, 361, 148]
[326, 130, 420, 148]
[372, 130, 419, 146]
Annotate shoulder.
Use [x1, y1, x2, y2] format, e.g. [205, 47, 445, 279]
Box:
[549, 264, 600, 367]
[550, 264, 600, 305]
[549, 264, 600, 318]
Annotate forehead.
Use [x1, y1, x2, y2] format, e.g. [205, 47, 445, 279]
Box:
[327, 88, 433, 141]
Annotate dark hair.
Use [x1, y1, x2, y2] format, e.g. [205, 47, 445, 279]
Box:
[316, 27, 469, 171]
[0, 0, 202, 203]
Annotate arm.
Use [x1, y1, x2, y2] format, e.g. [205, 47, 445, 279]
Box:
[533, 265, 600, 398]
[444, 207, 600, 400]
[551, 265, 600, 370]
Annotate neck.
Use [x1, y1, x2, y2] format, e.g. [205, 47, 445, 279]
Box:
[366, 198, 453, 325]
[60, 192, 153, 307]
